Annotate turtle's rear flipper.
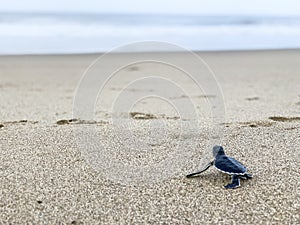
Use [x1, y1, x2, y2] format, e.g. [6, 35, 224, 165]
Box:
[224, 175, 240, 189]
[186, 161, 213, 178]
[240, 173, 252, 180]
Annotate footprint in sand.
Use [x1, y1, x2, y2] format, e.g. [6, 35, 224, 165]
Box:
[6, 120, 37, 124]
[222, 117, 300, 129]
[245, 97, 259, 101]
[129, 112, 180, 120]
[268, 116, 300, 122]
[170, 94, 216, 100]
[56, 119, 108, 125]
[221, 121, 274, 128]
[130, 112, 157, 120]
[127, 66, 140, 71]
[239, 121, 274, 128]
[0, 120, 38, 128]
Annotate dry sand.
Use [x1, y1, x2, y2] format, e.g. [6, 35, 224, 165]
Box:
[0, 50, 299, 224]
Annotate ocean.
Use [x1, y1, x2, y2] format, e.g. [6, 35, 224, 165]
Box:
[1, 12, 300, 54]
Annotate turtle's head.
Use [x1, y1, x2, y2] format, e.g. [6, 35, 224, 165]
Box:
[213, 145, 225, 157]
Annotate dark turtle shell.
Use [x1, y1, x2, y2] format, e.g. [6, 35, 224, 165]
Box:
[214, 155, 247, 175]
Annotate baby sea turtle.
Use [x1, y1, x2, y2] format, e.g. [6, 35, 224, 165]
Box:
[186, 145, 252, 189]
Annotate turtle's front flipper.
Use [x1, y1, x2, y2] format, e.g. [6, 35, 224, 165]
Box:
[224, 175, 240, 189]
[240, 173, 252, 180]
[186, 161, 213, 178]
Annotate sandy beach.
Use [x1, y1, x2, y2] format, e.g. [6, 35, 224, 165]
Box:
[0, 50, 299, 224]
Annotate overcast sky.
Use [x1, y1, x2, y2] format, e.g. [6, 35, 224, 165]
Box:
[0, 0, 300, 15]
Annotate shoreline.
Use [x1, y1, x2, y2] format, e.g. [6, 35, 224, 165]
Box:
[0, 47, 300, 57]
